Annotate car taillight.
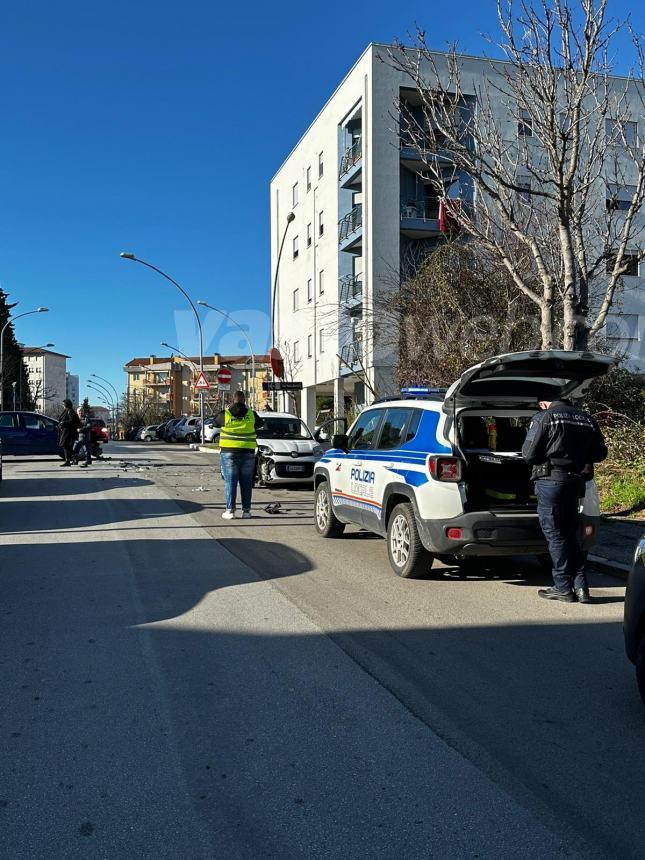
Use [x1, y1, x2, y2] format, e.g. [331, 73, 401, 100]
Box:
[428, 456, 463, 482]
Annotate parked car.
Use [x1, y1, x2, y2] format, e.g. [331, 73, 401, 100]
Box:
[90, 418, 109, 446]
[162, 418, 183, 442]
[314, 350, 615, 578]
[138, 424, 159, 442]
[255, 412, 324, 484]
[203, 418, 220, 443]
[0, 411, 60, 456]
[172, 416, 201, 443]
[624, 535, 645, 705]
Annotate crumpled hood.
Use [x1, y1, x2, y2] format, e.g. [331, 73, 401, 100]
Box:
[258, 437, 319, 457]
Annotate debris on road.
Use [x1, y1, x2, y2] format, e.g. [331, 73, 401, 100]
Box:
[264, 502, 283, 515]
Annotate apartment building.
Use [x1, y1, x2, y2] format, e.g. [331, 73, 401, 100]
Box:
[22, 347, 69, 414]
[124, 354, 270, 416]
[271, 44, 645, 430]
[66, 373, 80, 408]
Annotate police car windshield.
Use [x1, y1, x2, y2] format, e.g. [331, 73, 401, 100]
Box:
[260, 418, 312, 440]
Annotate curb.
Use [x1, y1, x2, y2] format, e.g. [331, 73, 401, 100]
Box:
[588, 553, 631, 578]
[194, 445, 219, 454]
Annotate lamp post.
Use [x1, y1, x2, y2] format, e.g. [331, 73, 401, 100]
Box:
[120, 253, 205, 444]
[0, 307, 49, 410]
[196, 301, 257, 407]
[87, 382, 115, 432]
[271, 211, 295, 409]
[160, 342, 199, 415]
[91, 374, 120, 438]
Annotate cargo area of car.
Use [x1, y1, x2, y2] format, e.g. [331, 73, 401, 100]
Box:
[457, 411, 537, 511]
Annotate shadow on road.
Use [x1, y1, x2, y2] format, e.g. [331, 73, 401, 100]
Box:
[0, 477, 154, 498]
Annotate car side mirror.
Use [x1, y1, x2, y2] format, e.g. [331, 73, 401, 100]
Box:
[332, 433, 349, 451]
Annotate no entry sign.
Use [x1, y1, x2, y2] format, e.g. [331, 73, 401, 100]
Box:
[217, 367, 233, 384]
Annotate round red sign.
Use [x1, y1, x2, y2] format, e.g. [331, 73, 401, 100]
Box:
[217, 367, 232, 383]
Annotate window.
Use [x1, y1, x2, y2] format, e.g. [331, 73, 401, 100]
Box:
[133, 372, 140, 381]
[293, 287, 299, 311]
[306, 223, 312, 247]
[306, 166, 311, 191]
[292, 182, 298, 207]
[517, 179, 532, 203]
[319, 328, 325, 352]
[606, 313, 639, 340]
[294, 340, 300, 361]
[606, 253, 640, 277]
[518, 108, 533, 137]
[606, 184, 636, 212]
[606, 119, 638, 146]
[307, 334, 312, 357]
[318, 210, 324, 237]
[307, 278, 313, 303]
[318, 151, 324, 178]
[292, 235, 299, 259]
[319, 269, 325, 295]
[348, 410, 383, 450]
[376, 408, 413, 450]
[0, 414, 15, 427]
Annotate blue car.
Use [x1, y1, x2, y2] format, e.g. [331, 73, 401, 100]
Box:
[0, 411, 61, 456]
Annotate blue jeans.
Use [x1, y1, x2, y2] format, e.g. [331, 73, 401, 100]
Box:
[73, 436, 92, 464]
[535, 479, 586, 592]
[220, 449, 255, 512]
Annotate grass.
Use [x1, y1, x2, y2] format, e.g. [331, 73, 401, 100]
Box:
[596, 424, 645, 517]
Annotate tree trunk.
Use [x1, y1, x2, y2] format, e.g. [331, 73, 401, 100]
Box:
[540, 299, 555, 350]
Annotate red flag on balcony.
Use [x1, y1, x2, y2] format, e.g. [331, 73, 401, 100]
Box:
[439, 199, 447, 233]
[439, 198, 461, 234]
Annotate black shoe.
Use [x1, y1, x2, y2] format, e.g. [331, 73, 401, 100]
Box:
[60, 462, 71, 467]
[575, 588, 591, 604]
[538, 587, 575, 603]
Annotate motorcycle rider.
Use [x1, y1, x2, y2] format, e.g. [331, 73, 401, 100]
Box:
[522, 387, 607, 603]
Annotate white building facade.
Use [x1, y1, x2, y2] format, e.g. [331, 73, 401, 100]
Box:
[66, 373, 80, 408]
[270, 44, 645, 430]
[22, 347, 69, 414]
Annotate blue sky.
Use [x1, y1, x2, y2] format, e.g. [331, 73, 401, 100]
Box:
[0, 1, 643, 403]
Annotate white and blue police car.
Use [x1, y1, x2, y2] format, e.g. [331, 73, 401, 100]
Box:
[313, 350, 615, 578]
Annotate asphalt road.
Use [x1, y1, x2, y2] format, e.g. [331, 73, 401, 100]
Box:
[0, 441, 642, 859]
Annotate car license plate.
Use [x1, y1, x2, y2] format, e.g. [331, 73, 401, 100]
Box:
[286, 464, 305, 472]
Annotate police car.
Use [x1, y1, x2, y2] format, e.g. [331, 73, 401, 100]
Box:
[314, 350, 615, 578]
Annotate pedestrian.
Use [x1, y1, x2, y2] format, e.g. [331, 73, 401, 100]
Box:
[58, 399, 81, 467]
[73, 406, 93, 468]
[213, 390, 264, 519]
[522, 387, 608, 603]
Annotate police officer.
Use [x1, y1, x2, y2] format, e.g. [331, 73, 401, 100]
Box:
[522, 387, 607, 603]
[213, 390, 264, 520]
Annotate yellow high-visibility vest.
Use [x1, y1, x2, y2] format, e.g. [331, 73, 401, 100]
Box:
[219, 408, 257, 450]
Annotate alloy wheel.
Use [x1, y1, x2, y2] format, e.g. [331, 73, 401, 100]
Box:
[390, 514, 410, 568]
[316, 488, 330, 530]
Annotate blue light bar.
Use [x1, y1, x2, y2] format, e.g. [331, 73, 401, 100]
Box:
[400, 386, 446, 399]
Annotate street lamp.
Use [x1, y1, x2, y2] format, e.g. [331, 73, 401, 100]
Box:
[120, 253, 205, 443]
[271, 211, 295, 409]
[196, 301, 257, 407]
[91, 373, 120, 437]
[87, 382, 115, 430]
[0, 307, 49, 410]
[161, 341, 199, 372]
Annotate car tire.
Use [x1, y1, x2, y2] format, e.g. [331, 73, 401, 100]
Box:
[636, 634, 645, 706]
[314, 481, 345, 538]
[387, 502, 434, 579]
[144, 435, 152, 442]
[186, 433, 196, 444]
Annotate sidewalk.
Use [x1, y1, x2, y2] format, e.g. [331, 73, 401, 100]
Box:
[591, 516, 644, 575]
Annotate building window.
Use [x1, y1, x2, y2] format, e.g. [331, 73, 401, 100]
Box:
[318, 210, 324, 237]
[319, 269, 324, 295]
[606, 119, 638, 146]
[606, 313, 639, 340]
[294, 340, 300, 361]
[518, 179, 532, 203]
[318, 151, 324, 178]
[606, 184, 636, 212]
[133, 373, 140, 381]
[292, 182, 298, 208]
[518, 108, 533, 137]
[307, 334, 312, 357]
[292, 235, 299, 259]
[319, 328, 325, 352]
[293, 287, 299, 311]
[306, 223, 312, 247]
[606, 253, 640, 277]
[307, 278, 313, 303]
[306, 166, 311, 192]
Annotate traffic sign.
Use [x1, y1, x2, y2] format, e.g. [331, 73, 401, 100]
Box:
[194, 371, 210, 391]
[262, 381, 303, 392]
[218, 383, 231, 391]
[217, 367, 232, 384]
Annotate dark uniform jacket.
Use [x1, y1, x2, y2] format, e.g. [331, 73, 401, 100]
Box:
[521, 400, 607, 480]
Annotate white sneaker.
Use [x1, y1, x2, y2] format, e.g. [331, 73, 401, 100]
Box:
[242, 511, 252, 519]
[221, 510, 235, 520]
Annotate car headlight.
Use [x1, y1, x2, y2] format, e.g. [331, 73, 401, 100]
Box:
[258, 445, 273, 454]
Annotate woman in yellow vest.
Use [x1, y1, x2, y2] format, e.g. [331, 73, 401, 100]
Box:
[213, 390, 264, 519]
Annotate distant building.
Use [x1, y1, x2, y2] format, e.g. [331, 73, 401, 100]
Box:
[89, 405, 111, 424]
[123, 354, 270, 416]
[66, 373, 80, 408]
[21, 347, 69, 414]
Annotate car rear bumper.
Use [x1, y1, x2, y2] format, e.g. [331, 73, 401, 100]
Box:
[417, 510, 599, 557]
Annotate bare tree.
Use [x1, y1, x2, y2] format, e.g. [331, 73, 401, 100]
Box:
[276, 339, 304, 414]
[387, 0, 645, 350]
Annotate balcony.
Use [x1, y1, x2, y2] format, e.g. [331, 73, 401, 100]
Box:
[400, 199, 441, 238]
[338, 204, 363, 252]
[339, 137, 362, 187]
[339, 340, 363, 371]
[339, 274, 363, 306]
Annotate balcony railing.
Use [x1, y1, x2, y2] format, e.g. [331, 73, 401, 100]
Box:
[340, 340, 363, 367]
[339, 274, 363, 303]
[400, 199, 440, 221]
[338, 204, 363, 243]
[339, 137, 362, 178]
